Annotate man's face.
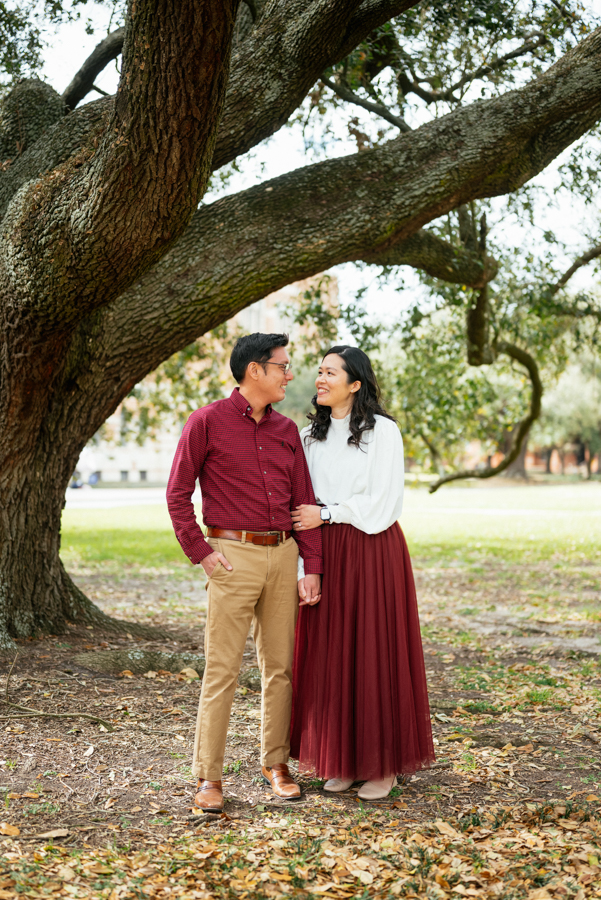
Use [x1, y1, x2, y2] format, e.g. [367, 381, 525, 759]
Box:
[257, 346, 294, 405]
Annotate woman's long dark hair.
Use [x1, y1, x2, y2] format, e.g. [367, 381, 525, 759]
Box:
[306, 345, 395, 447]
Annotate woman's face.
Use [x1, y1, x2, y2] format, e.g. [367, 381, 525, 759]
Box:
[315, 354, 360, 408]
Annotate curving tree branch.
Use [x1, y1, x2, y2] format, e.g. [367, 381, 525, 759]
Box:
[321, 74, 411, 131]
[428, 341, 543, 493]
[62, 27, 125, 111]
[427, 229, 601, 492]
[399, 32, 549, 104]
[363, 226, 498, 287]
[550, 241, 601, 293]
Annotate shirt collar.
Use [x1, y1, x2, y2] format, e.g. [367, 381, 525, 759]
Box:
[230, 387, 272, 418]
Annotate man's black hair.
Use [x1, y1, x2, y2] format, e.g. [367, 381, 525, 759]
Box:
[230, 332, 289, 383]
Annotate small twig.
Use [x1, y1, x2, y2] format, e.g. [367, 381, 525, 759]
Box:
[137, 723, 187, 737]
[5, 652, 18, 706]
[0, 708, 114, 730]
[1, 659, 114, 731]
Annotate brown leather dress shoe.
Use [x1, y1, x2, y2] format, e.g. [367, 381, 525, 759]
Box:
[262, 764, 301, 800]
[194, 779, 224, 812]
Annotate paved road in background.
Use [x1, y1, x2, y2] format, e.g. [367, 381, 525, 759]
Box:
[64, 485, 601, 514]
[65, 487, 201, 509]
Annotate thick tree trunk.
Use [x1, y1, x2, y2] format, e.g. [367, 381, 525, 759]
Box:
[0, 389, 160, 649]
[0, 331, 169, 648]
[0, 0, 240, 650]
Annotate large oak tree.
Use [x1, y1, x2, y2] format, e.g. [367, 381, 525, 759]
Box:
[1, 0, 601, 648]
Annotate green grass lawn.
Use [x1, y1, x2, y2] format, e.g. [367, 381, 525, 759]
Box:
[60, 504, 189, 569]
[60, 482, 601, 570]
[402, 482, 601, 565]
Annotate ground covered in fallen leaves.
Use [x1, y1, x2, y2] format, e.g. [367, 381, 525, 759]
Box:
[1, 515, 601, 898]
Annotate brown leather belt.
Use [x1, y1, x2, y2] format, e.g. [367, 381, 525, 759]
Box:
[207, 527, 292, 546]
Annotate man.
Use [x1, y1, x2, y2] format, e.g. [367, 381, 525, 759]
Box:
[167, 333, 322, 812]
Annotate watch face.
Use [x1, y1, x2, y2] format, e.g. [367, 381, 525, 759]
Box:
[320, 508, 330, 521]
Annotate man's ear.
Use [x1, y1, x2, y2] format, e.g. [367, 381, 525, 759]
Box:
[245, 362, 260, 382]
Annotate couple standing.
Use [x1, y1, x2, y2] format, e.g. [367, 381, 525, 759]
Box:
[167, 333, 434, 812]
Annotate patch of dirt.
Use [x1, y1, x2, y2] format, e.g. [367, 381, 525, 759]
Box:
[1, 558, 600, 851]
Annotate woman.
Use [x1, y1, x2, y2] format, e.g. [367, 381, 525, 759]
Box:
[290, 346, 434, 800]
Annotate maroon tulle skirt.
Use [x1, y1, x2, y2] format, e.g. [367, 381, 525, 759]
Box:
[290, 522, 435, 780]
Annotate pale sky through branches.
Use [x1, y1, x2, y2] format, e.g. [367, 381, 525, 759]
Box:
[40, 4, 601, 326]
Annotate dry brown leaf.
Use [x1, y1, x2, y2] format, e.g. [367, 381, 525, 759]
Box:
[0, 823, 19, 836]
[351, 869, 374, 885]
[309, 884, 338, 894]
[55, 866, 76, 881]
[38, 828, 69, 838]
[434, 820, 462, 840]
[180, 667, 200, 680]
[84, 863, 114, 875]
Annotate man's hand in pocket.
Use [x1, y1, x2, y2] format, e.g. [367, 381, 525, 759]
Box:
[201, 551, 233, 578]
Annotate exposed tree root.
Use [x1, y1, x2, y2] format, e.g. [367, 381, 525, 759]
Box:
[1, 654, 114, 730]
[62, 564, 168, 641]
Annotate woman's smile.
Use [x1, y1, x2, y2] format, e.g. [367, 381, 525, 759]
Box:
[315, 354, 360, 416]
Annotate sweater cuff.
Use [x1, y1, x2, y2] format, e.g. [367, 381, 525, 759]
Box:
[329, 503, 353, 525]
[302, 556, 323, 576]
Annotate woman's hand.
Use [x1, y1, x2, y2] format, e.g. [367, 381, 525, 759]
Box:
[292, 504, 323, 531]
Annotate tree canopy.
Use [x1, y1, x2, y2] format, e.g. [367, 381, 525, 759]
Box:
[1, 0, 601, 645]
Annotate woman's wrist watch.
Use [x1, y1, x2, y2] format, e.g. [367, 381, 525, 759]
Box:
[320, 506, 332, 524]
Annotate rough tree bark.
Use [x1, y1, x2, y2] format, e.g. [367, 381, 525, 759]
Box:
[0, 0, 240, 647]
[1, 2, 601, 647]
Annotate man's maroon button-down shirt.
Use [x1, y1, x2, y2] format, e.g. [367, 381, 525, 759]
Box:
[166, 388, 323, 575]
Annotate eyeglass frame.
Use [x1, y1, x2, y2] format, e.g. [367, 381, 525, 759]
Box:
[262, 361, 293, 374]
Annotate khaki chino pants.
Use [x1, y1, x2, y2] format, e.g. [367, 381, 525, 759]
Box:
[192, 535, 299, 782]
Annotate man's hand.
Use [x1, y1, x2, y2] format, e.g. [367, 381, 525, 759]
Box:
[292, 504, 323, 531]
[201, 550, 233, 579]
[298, 573, 321, 607]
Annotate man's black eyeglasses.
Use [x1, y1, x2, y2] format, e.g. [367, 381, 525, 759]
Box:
[264, 361, 292, 374]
